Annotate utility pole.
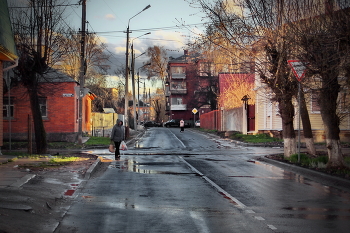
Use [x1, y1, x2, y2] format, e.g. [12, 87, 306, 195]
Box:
[77, 0, 86, 144]
[124, 24, 130, 131]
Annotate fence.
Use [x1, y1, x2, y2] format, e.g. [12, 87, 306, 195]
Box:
[200, 107, 244, 133]
[200, 110, 221, 131]
[91, 112, 120, 137]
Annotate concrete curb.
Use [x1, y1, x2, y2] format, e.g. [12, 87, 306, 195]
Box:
[259, 156, 350, 192]
[84, 157, 101, 180]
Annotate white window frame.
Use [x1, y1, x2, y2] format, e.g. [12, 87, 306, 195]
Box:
[39, 97, 48, 117]
[3, 97, 14, 118]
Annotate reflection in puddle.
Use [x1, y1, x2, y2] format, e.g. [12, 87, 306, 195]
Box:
[281, 206, 350, 220]
[108, 159, 195, 175]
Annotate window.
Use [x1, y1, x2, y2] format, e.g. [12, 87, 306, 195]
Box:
[171, 66, 186, 79]
[171, 97, 183, 105]
[170, 81, 186, 90]
[171, 66, 185, 74]
[39, 97, 47, 117]
[311, 91, 321, 112]
[339, 92, 349, 112]
[3, 97, 14, 118]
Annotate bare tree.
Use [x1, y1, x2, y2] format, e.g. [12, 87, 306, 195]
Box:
[143, 46, 168, 89]
[9, 0, 69, 154]
[291, 1, 350, 167]
[56, 30, 110, 81]
[192, 0, 301, 156]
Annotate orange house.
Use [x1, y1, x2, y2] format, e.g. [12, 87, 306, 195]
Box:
[3, 70, 95, 142]
[1, 0, 18, 149]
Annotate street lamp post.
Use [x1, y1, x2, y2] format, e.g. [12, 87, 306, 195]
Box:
[137, 63, 151, 125]
[131, 33, 150, 130]
[124, 4, 151, 137]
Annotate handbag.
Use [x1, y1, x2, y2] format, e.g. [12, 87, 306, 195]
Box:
[120, 141, 128, 151]
[109, 144, 115, 153]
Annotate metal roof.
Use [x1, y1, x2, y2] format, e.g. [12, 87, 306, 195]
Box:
[0, 0, 18, 61]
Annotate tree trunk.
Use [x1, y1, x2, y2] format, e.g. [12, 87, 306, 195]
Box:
[299, 90, 316, 155]
[319, 78, 345, 167]
[28, 88, 48, 154]
[279, 98, 296, 157]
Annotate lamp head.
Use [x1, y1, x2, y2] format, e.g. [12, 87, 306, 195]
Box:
[143, 5, 151, 11]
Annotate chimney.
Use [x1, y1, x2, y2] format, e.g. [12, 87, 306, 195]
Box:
[184, 50, 188, 55]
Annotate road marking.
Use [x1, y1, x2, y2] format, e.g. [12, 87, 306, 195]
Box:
[190, 211, 211, 233]
[179, 156, 246, 209]
[168, 129, 186, 148]
[180, 156, 279, 231]
[245, 209, 255, 214]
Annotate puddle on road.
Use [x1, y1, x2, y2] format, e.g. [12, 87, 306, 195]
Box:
[108, 159, 196, 175]
[280, 206, 350, 220]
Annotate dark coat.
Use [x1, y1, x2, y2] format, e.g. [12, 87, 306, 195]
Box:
[110, 119, 125, 142]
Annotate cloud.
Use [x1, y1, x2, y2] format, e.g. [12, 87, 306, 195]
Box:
[105, 14, 116, 20]
[96, 36, 108, 44]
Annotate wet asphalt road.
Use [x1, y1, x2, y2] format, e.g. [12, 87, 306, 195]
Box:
[55, 127, 350, 233]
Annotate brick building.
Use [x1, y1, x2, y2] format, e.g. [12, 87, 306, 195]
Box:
[3, 70, 95, 142]
[166, 50, 216, 126]
[1, 0, 18, 149]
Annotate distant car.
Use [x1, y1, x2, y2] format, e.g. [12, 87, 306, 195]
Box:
[164, 119, 191, 128]
[195, 120, 200, 127]
[164, 119, 179, 127]
[144, 121, 156, 127]
[154, 122, 162, 127]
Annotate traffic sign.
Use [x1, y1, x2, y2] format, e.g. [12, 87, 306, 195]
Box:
[192, 108, 198, 114]
[288, 60, 306, 82]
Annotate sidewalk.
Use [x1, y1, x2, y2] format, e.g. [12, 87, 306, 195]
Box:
[0, 128, 145, 189]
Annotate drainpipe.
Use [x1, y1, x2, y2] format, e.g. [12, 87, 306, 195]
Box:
[1, 59, 19, 155]
[3, 58, 19, 72]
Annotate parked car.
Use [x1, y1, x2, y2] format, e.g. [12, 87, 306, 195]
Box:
[195, 120, 200, 127]
[154, 122, 162, 127]
[144, 121, 157, 127]
[164, 119, 179, 127]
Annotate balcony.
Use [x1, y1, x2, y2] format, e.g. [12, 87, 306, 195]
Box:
[170, 89, 187, 94]
[171, 73, 186, 79]
[170, 81, 187, 94]
[171, 104, 187, 111]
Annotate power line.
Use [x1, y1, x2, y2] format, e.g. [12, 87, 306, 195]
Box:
[94, 23, 207, 34]
[86, 21, 124, 66]
[8, 4, 80, 8]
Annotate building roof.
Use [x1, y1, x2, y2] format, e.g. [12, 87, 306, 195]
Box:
[39, 68, 78, 83]
[103, 108, 115, 113]
[0, 0, 18, 61]
[168, 50, 203, 64]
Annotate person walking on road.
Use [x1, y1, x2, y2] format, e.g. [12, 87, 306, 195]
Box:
[110, 119, 125, 160]
[180, 119, 185, 132]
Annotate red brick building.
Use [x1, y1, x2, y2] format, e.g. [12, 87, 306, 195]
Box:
[3, 70, 95, 142]
[166, 50, 216, 125]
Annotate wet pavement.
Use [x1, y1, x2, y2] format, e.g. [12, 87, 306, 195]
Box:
[1, 128, 350, 232]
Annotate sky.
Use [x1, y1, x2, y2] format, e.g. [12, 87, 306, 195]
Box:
[7, 0, 208, 92]
[66, 0, 207, 82]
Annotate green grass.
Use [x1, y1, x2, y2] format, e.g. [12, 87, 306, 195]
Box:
[230, 133, 281, 143]
[344, 157, 350, 167]
[85, 136, 111, 146]
[285, 153, 329, 167]
[18, 155, 90, 168]
[48, 142, 82, 149]
[197, 128, 218, 134]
